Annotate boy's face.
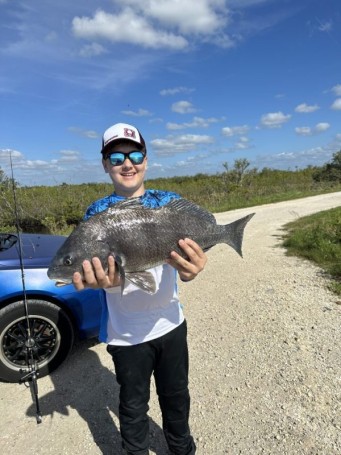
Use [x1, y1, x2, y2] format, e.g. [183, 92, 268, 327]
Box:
[102, 141, 147, 198]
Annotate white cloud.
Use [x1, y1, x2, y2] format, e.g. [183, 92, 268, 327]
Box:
[295, 103, 319, 113]
[149, 117, 164, 124]
[167, 116, 220, 130]
[115, 0, 229, 34]
[0, 147, 106, 186]
[317, 20, 332, 33]
[257, 135, 341, 170]
[79, 42, 107, 57]
[315, 122, 330, 133]
[295, 122, 330, 136]
[171, 101, 197, 114]
[222, 125, 249, 136]
[205, 33, 235, 48]
[160, 86, 195, 96]
[167, 123, 188, 131]
[235, 136, 251, 150]
[68, 127, 99, 139]
[121, 108, 152, 117]
[227, 0, 270, 6]
[332, 84, 341, 96]
[295, 127, 311, 136]
[151, 133, 214, 155]
[58, 150, 81, 162]
[24, 160, 52, 168]
[72, 9, 188, 50]
[72, 1, 234, 50]
[0, 149, 23, 160]
[331, 98, 341, 110]
[260, 111, 291, 128]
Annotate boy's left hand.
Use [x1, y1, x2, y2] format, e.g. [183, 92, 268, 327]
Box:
[167, 238, 207, 282]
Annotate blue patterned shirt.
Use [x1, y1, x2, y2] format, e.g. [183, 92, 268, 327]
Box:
[84, 189, 181, 220]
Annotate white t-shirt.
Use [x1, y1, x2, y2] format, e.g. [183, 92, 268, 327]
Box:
[104, 264, 184, 346]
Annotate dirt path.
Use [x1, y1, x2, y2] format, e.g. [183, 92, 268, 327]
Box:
[1, 192, 341, 455]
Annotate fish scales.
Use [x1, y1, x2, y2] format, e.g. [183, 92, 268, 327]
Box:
[47, 198, 254, 294]
[95, 203, 216, 270]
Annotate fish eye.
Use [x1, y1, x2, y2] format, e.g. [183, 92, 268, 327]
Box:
[63, 256, 73, 266]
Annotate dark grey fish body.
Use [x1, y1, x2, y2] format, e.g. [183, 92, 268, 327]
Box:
[47, 198, 254, 294]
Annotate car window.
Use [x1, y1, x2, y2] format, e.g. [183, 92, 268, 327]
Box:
[0, 234, 18, 252]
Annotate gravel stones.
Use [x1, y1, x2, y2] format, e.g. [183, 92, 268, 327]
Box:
[1, 192, 340, 455]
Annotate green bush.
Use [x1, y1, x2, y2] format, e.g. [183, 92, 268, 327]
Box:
[1, 160, 341, 235]
[313, 151, 341, 182]
[283, 207, 341, 294]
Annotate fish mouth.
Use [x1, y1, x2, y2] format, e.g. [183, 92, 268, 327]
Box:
[54, 279, 72, 287]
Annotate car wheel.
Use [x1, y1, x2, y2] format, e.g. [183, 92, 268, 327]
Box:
[0, 299, 74, 383]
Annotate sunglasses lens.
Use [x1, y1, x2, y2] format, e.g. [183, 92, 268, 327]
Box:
[108, 153, 125, 166]
[129, 151, 145, 164]
[108, 151, 145, 166]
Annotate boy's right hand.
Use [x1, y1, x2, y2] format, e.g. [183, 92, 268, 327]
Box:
[72, 255, 120, 290]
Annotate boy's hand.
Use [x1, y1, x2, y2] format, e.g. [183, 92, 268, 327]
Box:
[72, 255, 120, 290]
[167, 238, 207, 282]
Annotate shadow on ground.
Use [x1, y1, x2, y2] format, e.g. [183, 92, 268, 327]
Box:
[26, 339, 169, 455]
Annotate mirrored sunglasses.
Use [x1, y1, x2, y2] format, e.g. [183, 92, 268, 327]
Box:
[106, 150, 146, 166]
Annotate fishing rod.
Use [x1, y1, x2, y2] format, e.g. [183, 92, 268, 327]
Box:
[9, 153, 42, 424]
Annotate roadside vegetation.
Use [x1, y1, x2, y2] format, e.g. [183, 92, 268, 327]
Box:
[1, 151, 340, 294]
[282, 207, 341, 296]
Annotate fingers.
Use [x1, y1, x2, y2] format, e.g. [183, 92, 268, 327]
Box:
[84, 258, 102, 286]
[73, 271, 85, 291]
[168, 238, 207, 282]
[107, 255, 117, 284]
[72, 256, 119, 290]
[179, 238, 206, 263]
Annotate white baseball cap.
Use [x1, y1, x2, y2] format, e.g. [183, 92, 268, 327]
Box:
[101, 122, 146, 154]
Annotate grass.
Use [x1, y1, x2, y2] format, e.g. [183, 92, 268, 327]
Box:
[282, 207, 341, 296]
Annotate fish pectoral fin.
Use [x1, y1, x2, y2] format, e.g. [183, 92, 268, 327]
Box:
[114, 256, 126, 295]
[125, 272, 157, 295]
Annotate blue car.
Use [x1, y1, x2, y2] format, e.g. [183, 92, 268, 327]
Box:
[0, 233, 102, 383]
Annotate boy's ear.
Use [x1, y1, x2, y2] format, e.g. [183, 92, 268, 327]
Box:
[102, 158, 109, 173]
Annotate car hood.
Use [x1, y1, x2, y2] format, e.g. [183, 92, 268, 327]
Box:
[0, 233, 66, 269]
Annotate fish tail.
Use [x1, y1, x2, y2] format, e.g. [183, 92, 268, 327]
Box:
[222, 213, 255, 257]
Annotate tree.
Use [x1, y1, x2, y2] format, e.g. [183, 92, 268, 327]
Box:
[0, 166, 9, 208]
[233, 158, 250, 185]
[0, 166, 18, 190]
[0, 167, 9, 186]
[313, 150, 341, 182]
[222, 158, 252, 187]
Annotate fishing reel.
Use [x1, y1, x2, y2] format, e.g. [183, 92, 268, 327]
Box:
[19, 341, 42, 424]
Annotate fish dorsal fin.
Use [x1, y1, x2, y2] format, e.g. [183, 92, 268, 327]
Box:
[104, 197, 216, 225]
[166, 198, 216, 224]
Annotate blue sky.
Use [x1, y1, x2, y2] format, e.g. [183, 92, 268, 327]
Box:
[1, 0, 341, 186]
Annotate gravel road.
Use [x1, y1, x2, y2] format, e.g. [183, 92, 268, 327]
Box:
[1, 192, 340, 455]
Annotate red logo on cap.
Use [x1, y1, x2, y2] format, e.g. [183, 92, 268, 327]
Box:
[124, 128, 136, 139]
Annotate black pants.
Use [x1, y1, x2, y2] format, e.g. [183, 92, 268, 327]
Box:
[107, 321, 196, 455]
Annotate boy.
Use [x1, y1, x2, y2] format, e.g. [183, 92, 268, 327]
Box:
[73, 122, 207, 455]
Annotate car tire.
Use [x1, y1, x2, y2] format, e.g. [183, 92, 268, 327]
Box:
[0, 299, 75, 383]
